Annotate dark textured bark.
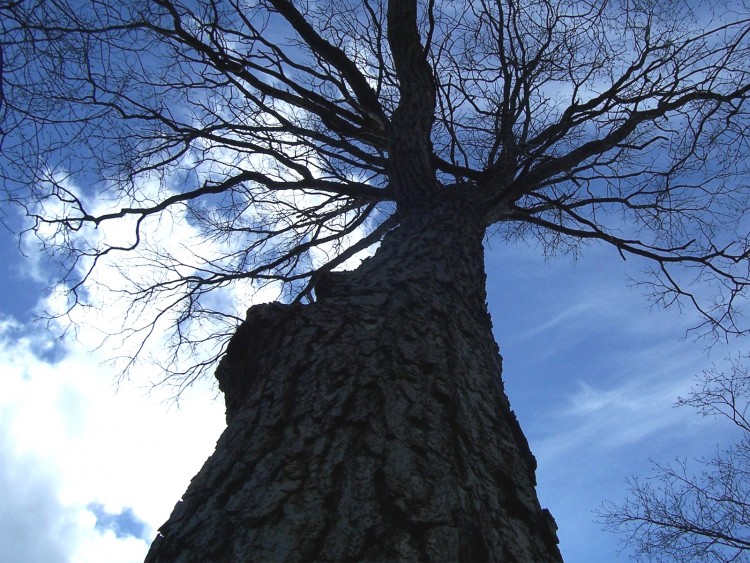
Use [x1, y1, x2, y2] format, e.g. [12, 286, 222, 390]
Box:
[146, 194, 561, 562]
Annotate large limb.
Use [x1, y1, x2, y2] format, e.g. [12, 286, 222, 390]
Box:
[386, 0, 440, 207]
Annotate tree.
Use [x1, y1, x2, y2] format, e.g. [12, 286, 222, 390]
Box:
[600, 356, 750, 563]
[2, 0, 750, 559]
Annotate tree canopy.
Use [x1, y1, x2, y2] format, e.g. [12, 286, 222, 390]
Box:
[2, 0, 750, 389]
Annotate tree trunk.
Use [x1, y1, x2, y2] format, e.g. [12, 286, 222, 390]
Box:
[146, 197, 562, 562]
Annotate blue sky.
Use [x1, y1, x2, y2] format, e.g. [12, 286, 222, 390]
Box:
[0, 206, 744, 562]
[487, 241, 745, 561]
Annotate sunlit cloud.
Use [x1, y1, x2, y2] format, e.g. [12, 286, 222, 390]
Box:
[0, 314, 225, 562]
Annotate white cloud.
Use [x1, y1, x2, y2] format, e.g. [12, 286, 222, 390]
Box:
[0, 167, 242, 562]
[0, 426, 75, 563]
[0, 318, 225, 562]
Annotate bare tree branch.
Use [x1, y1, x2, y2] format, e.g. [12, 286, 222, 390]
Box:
[601, 355, 750, 562]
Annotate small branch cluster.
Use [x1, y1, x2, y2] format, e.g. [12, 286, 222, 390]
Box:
[600, 355, 750, 562]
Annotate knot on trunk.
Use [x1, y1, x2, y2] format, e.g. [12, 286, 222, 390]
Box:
[313, 268, 361, 301]
[216, 302, 301, 421]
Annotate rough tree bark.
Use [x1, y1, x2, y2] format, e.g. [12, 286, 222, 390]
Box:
[146, 193, 562, 562]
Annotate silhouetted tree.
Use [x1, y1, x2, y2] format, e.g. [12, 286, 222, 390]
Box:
[2, 0, 750, 559]
[601, 355, 750, 562]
